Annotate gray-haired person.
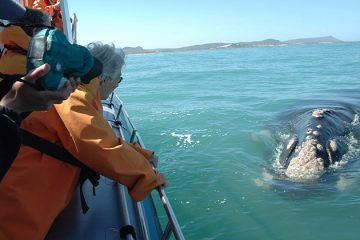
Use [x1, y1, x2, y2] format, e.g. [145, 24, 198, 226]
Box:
[86, 42, 125, 100]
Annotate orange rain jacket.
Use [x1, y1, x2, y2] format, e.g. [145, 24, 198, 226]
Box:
[22, 0, 35, 8]
[33, 0, 59, 16]
[0, 25, 29, 74]
[33, 0, 63, 31]
[0, 78, 165, 240]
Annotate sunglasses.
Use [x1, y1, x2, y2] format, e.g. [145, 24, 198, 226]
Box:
[101, 75, 123, 84]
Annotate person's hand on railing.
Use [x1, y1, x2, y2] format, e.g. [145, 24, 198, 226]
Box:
[158, 173, 167, 188]
[149, 155, 168, 187]
[149, 154, 159, 168]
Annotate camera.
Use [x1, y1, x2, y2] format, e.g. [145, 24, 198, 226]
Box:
[27, 28, 102, 90]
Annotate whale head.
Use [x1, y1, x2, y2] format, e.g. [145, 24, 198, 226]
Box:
[280, 109, 350, 182]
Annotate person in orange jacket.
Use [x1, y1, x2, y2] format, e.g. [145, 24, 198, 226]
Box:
[0, 42, 166, 240]
[22, 0, 35, 8]
[32, 0, 63, 31]
[0, 4, 79, 182]
[0, 25, 31, 74]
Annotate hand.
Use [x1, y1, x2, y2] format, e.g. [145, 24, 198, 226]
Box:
[0, 64, 80, 113]
[159, 173, 167, 188]
[149, 154, 159, 168]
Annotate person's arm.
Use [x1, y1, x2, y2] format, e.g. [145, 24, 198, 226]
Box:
[54, 88, 165, 201]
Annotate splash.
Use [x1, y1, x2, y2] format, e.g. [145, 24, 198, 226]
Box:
[171, 132, 200, 147]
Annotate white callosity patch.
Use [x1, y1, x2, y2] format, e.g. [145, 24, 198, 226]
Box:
[312, 130, 320, 136]
[287, 137, 297, 150]
[285, 138, 325, 181]
[312, 109, 331, 118]
[285, 108, 330, 181]
[329, 139, 337, 152]
[316, 144, 324, 151]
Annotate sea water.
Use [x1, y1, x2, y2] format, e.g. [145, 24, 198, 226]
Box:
[115, 43, 360, 240]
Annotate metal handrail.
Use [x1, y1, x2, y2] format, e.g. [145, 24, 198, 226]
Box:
[112, 113, 151, 239]
[108, 93, 185, 240]
[136, 201, 151, 239]
[60, 0, 73, 43]
[71, 13, 78, 44]
[118, 184, 135, 240]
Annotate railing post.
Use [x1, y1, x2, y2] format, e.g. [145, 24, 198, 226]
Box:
[109, 92, 114, 105]
[115, 104, 122, 121]
[129, 129, 137, 143]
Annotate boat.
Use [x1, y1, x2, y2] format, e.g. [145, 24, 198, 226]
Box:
[3, 1, 184, 239]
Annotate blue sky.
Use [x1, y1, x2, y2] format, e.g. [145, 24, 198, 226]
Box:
[68, 0, 360, 49]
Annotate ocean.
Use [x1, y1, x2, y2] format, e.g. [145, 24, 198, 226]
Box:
[115, 43, 360, 240]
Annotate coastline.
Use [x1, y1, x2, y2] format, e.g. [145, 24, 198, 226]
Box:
[122, 36, 350, 55]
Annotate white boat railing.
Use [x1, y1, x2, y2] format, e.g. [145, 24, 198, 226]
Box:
[59, 0, 73, 43]
[71, 13, 78, 44]
[107, 93, 185, 240]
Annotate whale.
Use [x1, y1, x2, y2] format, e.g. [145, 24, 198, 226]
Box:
[279, 108, 355, 182]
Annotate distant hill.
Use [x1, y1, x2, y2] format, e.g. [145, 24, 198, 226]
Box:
[122, 46, 153, 54]
[122, 36, 344, 55]
[230, 39, 283, 48]
[284, 36, 343, 44]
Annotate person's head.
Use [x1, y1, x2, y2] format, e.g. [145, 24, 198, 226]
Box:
[86, 42, 125, 100]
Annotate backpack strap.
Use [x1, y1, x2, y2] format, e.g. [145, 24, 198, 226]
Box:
[20, 129, 100, 214]
[3, 44, 28, 55]
[0, 72, 43, 98]
[0, 20, 54, 29]
[0, 73, 19, 99]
